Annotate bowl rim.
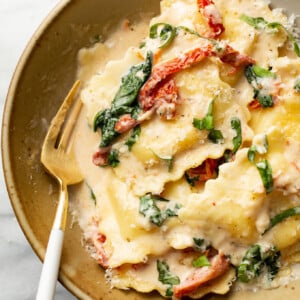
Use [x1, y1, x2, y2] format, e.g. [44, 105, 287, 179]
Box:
[1, 0, 90, 298]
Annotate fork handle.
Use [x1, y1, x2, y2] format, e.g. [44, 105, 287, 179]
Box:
[36, 181, 68, 300]
[36, 229, 64, 300]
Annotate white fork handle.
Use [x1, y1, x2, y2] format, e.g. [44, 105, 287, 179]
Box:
[36, 181, 68, 300]
[36, 229, 64, 300]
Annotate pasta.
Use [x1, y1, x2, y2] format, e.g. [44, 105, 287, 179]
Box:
[72, 0, 300, 298]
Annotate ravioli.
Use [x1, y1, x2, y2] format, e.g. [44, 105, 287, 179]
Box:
[72, 0, 300, 298]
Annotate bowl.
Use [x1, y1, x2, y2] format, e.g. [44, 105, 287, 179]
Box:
[2, 0, 300, 299]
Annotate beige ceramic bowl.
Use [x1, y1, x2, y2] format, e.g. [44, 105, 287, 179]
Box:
[2, 0, 300, 299]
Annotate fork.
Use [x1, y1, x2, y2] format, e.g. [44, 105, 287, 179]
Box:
[36, 80, 83, 300]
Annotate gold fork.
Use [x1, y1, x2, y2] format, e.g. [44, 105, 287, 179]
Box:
[36, 80, 83, 300]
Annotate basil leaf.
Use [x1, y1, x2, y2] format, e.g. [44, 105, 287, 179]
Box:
[157, 260, 180, 296]
[256, 159, 273, 194]
[208, 129, 224, 144]
[264, 206, 300, 234]
[125, 125, 141, 150]
[139, 194, 181, 226]
[231, 117, 242, 153]
[107, 149, 120, 168]
[150, 23, 177, 48]
[192, 255, 211, 268]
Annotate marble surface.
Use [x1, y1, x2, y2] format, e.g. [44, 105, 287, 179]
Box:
[0, 1, 76, 299]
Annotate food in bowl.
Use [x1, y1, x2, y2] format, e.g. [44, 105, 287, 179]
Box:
[71, 0, 300, 298]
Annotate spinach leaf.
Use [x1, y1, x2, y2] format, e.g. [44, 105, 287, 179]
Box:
[184, 172, 200, 187]
[193, 99, 224, 143]
[256, 159, 273, 194]
[139, 194, 181, 226]
[247, 135, 268, 163]
[244, 65, 275, 108]
[193, 237, 211, 252]
[150, 23, 177, 48]
[94, 109, 120, 147]
[111, 52, 152, 114]
[107, 149, 120, 168]
[161, 156, 174, 172]
[263, 206, 300, 234]
[193, 100, 214, 130]
[94, 52, 152, 147]
[192, 255, 211, 268]
[247, 145, 257, 163]
[240, 14, 300, 57]
[208, 129, 224, 144]
[231, 117, 242, 153]
[237, 244, 280, 283]
[86, 182, 97, 205]
[294, 77, 300, 92]
[240, 14, 269, 30]
[125, 125, 141, 150]
[157, 260, 180, 296]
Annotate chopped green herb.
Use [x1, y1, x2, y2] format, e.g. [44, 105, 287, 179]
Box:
[193, 99, 214, 130]
[139, 194, 181, 226]
[94, 52, 152, 147]
[125, 125, 141, 150]
[193, 99, 224, 143]
[150, 23, 177, 48]
[247, 145, 257, 163]
[107, 149, 120, 168]
[244, 65, 275, 108]
[176, 25, 201, 37]
[264, 206, 300, 234]
[237, 244, 280, 283]
[157, 260, 180, 296]
[86, 183, 96, 205]
[162, 156, 174, 172]
[247, 135, 269, 163]
[184, 172, 200, 187]
[152, 151, 174, 172]
[252, 65, 274, 78]
[208, 129, 224, 144]
[256, 159, 273, 194]
[139, 41, 146, 48]
[231, 117, 242, 153]
[294, 77, 300, 92]
[192, 255, 211, 268]
[240, 14, 300, 57]
[90, 34, 103, 44]
[193, 237, 211, 252]
[240, 14, 269, 30]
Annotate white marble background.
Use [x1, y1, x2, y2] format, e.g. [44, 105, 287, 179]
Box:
[0, 1, 76, 299]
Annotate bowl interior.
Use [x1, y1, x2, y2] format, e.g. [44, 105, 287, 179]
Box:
[2, 0, 300, 299]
